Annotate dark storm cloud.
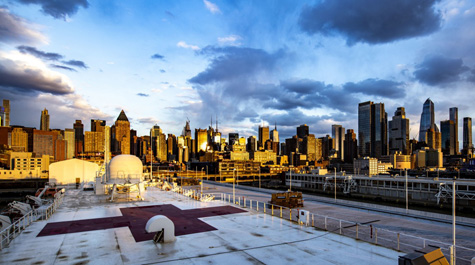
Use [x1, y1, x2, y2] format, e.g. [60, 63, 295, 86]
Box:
[151, 53, 165, 60]
[413, 55, 469, 86]
[299, 0, 442, 45]
[343, 78, 406, 98]
[137, 93, 149, 97]
[0, 8, 44, 44]
[62, 60, 88, 69]
[189, 46, 285, 84]
[0, 57, 74, 95]
[17, 45, 63, 61]
[14, 0, 89, 19]
[50, 64, 76, 72]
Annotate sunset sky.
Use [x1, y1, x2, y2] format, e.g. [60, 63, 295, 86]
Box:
[1, 0, 475, 141]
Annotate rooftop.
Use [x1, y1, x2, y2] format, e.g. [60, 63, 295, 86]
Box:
[0, 186, 401, 264]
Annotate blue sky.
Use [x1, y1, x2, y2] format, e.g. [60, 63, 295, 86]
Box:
[1, 0, 475, 142]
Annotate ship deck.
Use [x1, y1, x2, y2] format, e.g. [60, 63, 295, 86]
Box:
[0, 186, 400, 264]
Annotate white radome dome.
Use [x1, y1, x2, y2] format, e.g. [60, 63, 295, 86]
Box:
[107, 155, 143, 184]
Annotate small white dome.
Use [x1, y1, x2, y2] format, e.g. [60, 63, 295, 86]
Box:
[107, 155, 143, 183]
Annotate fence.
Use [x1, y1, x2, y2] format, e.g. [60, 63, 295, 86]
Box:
[215, 192, 475, 265]
[0, 192, 65, 250]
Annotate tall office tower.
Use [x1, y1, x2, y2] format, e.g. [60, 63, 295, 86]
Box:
[388, 107, 410, 155]
[11, 127, 28, 151]
[247, 136, 257, 152]
[73, 120, 84, 156]
[229, 133, 239, 146]
[344, 129, 357, 162]
[320, 135, 333, 160]
[167, 134, 177, 160]
[358, 101, 388, 158]
[426, 126, 442, 151]
[463, 117, 473, 156]
[130, 129, 137, 156]
[297, 124, 309, 138]
[303, 134, 317, 161]
[441, 120, 456, 155]
[0, 99, 10, 126]
[182, 120, 191, 137]
[258, 126, 269, 150]
[195, 128, 208, 152]
[157, 133, 167, 161]
[449, 107, 459, 154]
[85, 131, 105, 153]
[63, 129, 75, 159]
[111, 110, 131, 155]
[104, 126, 110, 163]
[270, 123, 280, 154]
[40, 108, 50, 131]
[315, 138, 323, 161]
[91, 119, 106, 132]
[419, 98, 438, 143]
[331, 124, 345, 160]
[285, 136, 300, 157]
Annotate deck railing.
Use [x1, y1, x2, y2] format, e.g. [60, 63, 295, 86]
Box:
[0, 192, 65, 250]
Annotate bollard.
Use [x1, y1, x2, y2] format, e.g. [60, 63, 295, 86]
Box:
[257, 201, 259, 211]
[397, 233, 400, 251]
[280, 207, 282, 218]
[312, 214, 314, 227]
[356, 224, 358, 239]
[370, 225, 373, 238]
[290, 209, 292, 221]
[250, 200, 252, 210]
[244, 197, 246, 207]
[272, 205, 274, 216]
[325, 216, 327, 230]
[264, 203, 266, 213]
[339, 220, 342, 234]
[238, 197, 241, 205]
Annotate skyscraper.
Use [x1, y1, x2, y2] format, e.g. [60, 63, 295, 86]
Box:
[449, 107, 459, 154]
[331, 124, 345, 160]
[258, 125, 269, 150]
[195, 128, 208, 152]
[111, 110, 130, 155]
[182, 120, 191, 137]
[1, 99, 9, 127]
[73, 120, 84, 156]
[463, 117, 472, 156]
[358, 101, 388, 158]
[419, 98, 438, 143]
[297, 124, 309, 138]
[40, 108, 50, 131]
[229, 133, 239, 146]
[441, 120, 456, 155]
[389, 107, 410, 155]
[91, 119, 106, 132]
[344, 129, 357, 162]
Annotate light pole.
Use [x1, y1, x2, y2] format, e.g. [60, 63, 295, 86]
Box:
[233, 169, 236, 204]
[289, 168, 292, 191]
[150, 129, 153, 180]
[405, 170, 408, 214]
[259, 167, 261, 189]
[201, 168, 203, 196]
[334, 168, 337, 202]
[452, 174, 457, 265]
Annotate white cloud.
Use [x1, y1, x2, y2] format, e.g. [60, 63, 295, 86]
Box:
[218, 35, 242, 46]
[203, 0, 221, 14]
[0, 8, 47, 44]
[177, 41, 200, 50]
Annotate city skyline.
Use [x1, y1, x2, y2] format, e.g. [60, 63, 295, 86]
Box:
[1, 0, 475, 141]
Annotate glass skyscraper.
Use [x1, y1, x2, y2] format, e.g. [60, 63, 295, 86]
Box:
[419, 98, 438, 143]
[358, 101, 387, 158]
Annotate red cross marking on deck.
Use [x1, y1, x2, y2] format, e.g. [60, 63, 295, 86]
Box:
[37, 205, 246, 242]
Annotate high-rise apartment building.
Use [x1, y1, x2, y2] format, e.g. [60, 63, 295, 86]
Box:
[111, 110, 130, 155]
[247, 136, 257, 152]
[419, 98, 438, 143]
[63, 129, 75, 159]
[449, 107, 459, 154]
[303, 134, 316, 161]
[344, 129, 357, 162]
[441, 120, 456, 155]
[91, 119, 106, 132]
[258, 126, 269, 150]
[463, 117, 473, 156]
[195, 128, 208, 152]
[331, 124, 345, 160]
[297, 124, 309, 139]
[73, 120, 84, 156]
[426, 126, 441, 151]
[1, 99, 10, 127]
[11, 127, 28, 151]
[358, 101, 388, 158]
[389, 107, 410, 155]
[40, 108, 50, 131]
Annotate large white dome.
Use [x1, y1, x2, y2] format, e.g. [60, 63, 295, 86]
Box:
[107, 155, 143, 184]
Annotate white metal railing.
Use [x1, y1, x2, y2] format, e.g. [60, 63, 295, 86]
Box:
[0, 192, 65, 250]
[218, 192, 475, 265]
